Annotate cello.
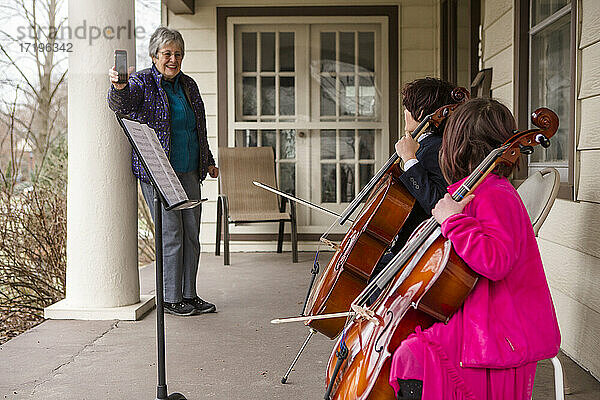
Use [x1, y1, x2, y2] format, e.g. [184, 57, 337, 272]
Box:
[302, 88, 470, 340]
[322, 107, 559, 400]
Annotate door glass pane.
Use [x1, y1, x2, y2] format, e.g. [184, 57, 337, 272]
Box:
[320, 76, 336, 116]
[340, 130, 355, 159]
[340, 75, 356, 116]
[360, 164, 374, 190]
[321, 164, 336, 203]
[261, 76, 275, 115]
[242, 77, 256, 115]
[280, 32, 295, 72]
[532, 0, 570, 26]
[320, 130, 336, 160]
[261, 130, 276, 152]
[320, 32, 336, 72]
[235, 129, 257, 147]
[339, 32, 355, 72]
[319, 128, 375, 203]
[280, 77, 295, 115]
[280, 163, 296, 195]
[530, 14, 570, 164]
[242, 32, 257, 72]
[261, 32, 276, 72]
[340, 164, 355, 202]
[235, 24, 382, 213]
[358, 76, 375, 116]
[280, 129, 296, 159]
[358, 32, 374, 72]
[358, 129, 374, 159]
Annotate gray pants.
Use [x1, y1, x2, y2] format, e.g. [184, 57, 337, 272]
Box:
[141, 170, 202, 303]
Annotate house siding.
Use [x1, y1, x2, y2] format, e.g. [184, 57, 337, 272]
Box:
[480, 0, 600, 380]
[481, 1, 513, 106]
[165, 0, 439, 251]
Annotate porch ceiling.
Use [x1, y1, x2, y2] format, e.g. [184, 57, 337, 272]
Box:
[163, 0, 194, 15]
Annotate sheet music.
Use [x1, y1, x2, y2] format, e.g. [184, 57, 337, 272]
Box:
[120, 118, 188, 208]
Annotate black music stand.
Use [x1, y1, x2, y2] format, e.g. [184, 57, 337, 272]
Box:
[117, 115, 205, 400]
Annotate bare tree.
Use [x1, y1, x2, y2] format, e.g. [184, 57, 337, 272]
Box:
[0, 0, 67, 169]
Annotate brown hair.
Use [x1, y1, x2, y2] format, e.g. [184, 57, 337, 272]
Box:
[402, 77, 458, 134]
[439, 98, 518, 184]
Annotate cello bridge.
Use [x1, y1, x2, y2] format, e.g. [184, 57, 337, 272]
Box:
[351, 304, 381, 326]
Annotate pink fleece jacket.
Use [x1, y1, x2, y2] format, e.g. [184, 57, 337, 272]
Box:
[441, 174, 560, 368]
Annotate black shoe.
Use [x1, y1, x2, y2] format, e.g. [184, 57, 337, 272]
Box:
[183, 297, 217, 314]
[164, 301, 196, 316]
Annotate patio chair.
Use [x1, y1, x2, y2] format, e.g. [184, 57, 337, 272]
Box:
[516, 167, 560, 236]
[215, 146, 298, 265]
[516, 168, 566, 400]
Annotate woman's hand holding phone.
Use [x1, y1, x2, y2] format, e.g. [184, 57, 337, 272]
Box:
[109, 67, 126, 90]
[108, 66, 136, 90]
[109, 49, 134, 90]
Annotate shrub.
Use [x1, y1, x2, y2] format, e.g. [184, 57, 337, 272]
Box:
[0, 137, 66, 344]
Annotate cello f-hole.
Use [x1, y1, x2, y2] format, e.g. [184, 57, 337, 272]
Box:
[375, 310, 394, 353]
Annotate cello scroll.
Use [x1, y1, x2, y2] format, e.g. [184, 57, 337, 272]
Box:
[497, 107, 559, 166]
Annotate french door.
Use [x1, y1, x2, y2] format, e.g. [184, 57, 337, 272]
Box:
[229, 18, 388, 232]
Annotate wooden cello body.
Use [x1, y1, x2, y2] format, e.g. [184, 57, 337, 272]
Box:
[325, 230, 478, 399]
[305, 166, 415, 339]
[323, 107, 560, 400]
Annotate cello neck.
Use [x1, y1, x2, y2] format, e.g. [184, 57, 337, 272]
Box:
[450, 145, 507, 201]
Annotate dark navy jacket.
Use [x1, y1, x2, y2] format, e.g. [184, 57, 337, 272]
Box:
[107, 64, 215, 184]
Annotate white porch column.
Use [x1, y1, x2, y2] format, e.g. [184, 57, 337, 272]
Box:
[45, 0, 153, 320]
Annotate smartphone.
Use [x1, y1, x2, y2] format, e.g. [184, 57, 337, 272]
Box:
[114, 50, 127, 84]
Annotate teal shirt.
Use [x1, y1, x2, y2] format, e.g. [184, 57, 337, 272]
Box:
[162, 74, 199, 173]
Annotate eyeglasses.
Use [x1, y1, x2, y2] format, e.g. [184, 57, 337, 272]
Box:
[158, 51, 183, 60]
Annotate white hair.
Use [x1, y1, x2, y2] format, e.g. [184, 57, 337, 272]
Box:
[148, 26, 185, 59]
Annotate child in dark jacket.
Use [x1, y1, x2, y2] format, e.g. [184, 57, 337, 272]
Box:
[370, 77, 459, 285]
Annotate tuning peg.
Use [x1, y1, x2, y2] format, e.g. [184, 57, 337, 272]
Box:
[536, 134, 551, 148]
[519, 145, 534, 155]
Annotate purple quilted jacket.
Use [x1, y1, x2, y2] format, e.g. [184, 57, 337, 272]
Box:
[107, 64, 215, 184]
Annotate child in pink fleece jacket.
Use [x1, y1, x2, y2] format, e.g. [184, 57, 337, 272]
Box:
[389, 98, 561, 400]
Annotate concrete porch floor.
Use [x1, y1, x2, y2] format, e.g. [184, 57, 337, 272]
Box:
[1, 252, 599, 399]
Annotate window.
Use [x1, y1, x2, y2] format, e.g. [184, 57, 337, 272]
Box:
[515, 0, 575, 199]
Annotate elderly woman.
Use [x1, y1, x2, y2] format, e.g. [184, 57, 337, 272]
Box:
[107, 27, 218, 317]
